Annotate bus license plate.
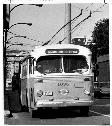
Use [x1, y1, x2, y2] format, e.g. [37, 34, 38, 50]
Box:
[45, 91, 53, 96]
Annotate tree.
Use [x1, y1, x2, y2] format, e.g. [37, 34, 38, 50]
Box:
[91, 18, 109, 56]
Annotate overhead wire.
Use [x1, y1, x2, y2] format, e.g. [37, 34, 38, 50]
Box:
[44, 3, 94, 45]
[57, 3, 107, 44]
[7, 30, 37, 42]
[42, 8, 83, 46]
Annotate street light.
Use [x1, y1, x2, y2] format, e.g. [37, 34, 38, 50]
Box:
[6, 43, 23, 49]
[5, 22, 32, 45]
[6, 36, 27, 43]
[4, 22, 32, 45]
[5, 22, 32, 54]
[4, 22, 32, 50]
[7, 22, 32, 32]
[10, 4, 43, 13]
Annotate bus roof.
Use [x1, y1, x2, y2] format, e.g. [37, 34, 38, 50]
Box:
[30, 44, 91, 59]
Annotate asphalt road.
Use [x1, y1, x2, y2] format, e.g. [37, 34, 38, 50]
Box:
[4, 97, 110, 125]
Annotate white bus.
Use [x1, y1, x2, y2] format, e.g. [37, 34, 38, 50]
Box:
[20, 44, 94, 117]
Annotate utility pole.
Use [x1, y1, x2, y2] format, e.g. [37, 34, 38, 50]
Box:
[64, 3, 71, 44]
[3, 4, 10, 92]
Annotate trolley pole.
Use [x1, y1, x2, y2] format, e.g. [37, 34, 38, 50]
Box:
[64, 3, 71, 44]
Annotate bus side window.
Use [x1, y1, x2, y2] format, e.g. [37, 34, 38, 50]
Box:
[29, 57, 35, 74]
[22, 63, 27, 77]
[29, 57, 34, 74]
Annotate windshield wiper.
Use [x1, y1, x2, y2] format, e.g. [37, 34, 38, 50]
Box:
[72, 69, 82, 74]
[73, 69, 88, 74]
[43, 69, 63, 75]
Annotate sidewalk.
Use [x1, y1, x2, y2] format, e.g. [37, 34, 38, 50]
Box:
[4, 90, 11, 110]
[4, 90, 20, 124]
[4, 90, 20, 118]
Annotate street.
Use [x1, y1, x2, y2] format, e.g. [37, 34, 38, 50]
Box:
[4, 97, 110, 125]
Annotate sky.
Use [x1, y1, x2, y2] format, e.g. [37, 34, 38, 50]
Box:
[6, 2, 109, 51]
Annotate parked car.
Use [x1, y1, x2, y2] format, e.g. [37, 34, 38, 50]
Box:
[94, 81, 110, 98]
[94, 81, 101, 98]
[99, 82, 110, 97]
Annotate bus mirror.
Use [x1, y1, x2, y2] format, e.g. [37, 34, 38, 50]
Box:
[92, 64, 95, 72]
[92, 64, 99, 71]
[92, 64, 99, 76]
[36, 65, 38, 70]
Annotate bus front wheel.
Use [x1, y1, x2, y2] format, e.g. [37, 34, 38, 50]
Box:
[30, 109, 36, 118]
[80, 107, 89, 116]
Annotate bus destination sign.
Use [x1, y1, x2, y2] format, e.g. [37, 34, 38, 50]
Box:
[45, 49, 79, 54]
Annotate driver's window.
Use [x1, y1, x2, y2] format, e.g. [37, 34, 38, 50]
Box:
[36, 56, 61, 74]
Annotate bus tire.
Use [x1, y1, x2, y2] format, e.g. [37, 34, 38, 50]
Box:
[97, 93, 101, 99]
[80, 107, 89, 116]
[94, 91, 101, 99]
[30, 110, 36, 118]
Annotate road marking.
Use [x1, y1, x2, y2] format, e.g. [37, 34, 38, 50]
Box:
[89, 110, 110, 117]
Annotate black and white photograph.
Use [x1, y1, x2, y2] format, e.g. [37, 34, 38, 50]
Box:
[3, 0, 110, 125]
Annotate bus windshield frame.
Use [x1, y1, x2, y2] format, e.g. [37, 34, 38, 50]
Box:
[35, 55, 89, 75]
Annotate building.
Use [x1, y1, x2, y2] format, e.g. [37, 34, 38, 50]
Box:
[97, 54, 110, 83]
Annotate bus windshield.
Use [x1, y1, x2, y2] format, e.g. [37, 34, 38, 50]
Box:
[36, 56, 62, 74]
[63, 55, 89, 73]
[36, 55, 89, 74]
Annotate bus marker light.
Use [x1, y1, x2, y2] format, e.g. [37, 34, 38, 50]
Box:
[45, 91, 53, 96]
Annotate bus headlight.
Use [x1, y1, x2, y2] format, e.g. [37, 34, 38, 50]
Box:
[37, 90, 43, 97]
[84, 89, 90, 95]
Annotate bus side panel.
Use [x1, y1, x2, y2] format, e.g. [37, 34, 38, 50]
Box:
[21, 78, 27, 106]
[33, 75, 94, 108]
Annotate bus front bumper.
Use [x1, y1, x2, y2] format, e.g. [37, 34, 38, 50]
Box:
[35, 100, 94, 108]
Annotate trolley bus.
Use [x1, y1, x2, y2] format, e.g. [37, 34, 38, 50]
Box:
[20, 44, 94, 117]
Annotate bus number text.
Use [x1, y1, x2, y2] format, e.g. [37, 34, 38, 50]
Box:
[58, 82, 69, 86]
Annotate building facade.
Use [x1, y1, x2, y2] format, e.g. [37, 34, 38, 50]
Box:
[97, 54, 110, 83]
